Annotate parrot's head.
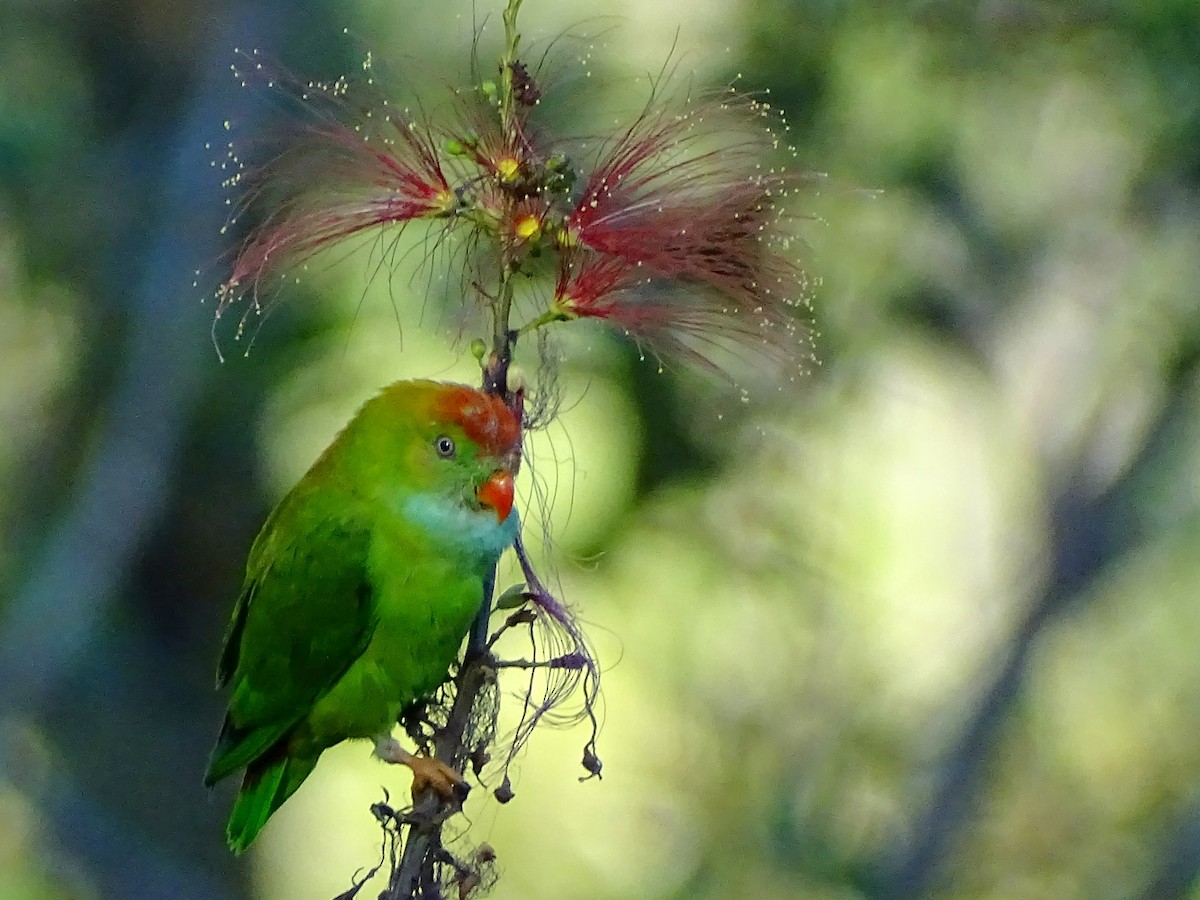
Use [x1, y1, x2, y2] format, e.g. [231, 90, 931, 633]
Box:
[345, 380, 522, 560]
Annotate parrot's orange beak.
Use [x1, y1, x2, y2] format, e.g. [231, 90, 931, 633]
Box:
[477, 470, 515, 522]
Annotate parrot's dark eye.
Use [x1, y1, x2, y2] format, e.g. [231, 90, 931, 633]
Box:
[434, 435, 456, 459]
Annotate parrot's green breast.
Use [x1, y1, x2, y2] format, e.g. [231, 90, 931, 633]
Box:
[298, 511, 502, 747]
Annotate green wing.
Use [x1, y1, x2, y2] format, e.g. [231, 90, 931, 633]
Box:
[205, 487, 377, 786]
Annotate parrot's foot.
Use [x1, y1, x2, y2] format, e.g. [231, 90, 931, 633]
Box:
[374, 736, 469, 804]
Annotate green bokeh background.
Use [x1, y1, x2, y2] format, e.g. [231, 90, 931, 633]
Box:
[2, 1, 1199, 898]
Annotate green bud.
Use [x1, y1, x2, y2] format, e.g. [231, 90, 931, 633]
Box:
[470, 338, 487, 362]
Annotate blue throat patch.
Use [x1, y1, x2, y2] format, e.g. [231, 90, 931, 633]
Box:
[402, 493, 520, 564]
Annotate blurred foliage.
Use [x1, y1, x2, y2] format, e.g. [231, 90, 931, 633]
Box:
[2, 1, 1200, 899]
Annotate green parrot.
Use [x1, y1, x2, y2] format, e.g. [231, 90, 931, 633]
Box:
[205, 379, 521, 853]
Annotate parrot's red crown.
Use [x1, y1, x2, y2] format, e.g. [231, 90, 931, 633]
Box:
[433, 385, 521, 459]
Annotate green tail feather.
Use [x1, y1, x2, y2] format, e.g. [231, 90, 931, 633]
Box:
[226, 753, 318, 854]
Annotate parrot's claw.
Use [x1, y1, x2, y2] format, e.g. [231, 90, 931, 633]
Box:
[408, 754, 470, 803]
[374, 736, 469, 804]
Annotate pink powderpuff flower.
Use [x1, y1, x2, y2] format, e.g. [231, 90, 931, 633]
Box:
[551, 251, 647, 323]
[446, 86, 541, 190]
[559, 91, 810, 368]
[212, 48, 810, 375]
[217, 99, 458, 317]
[551, 247, 795, 372]
[212, 49, 463, 324]
[505, 197, 554, 247]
